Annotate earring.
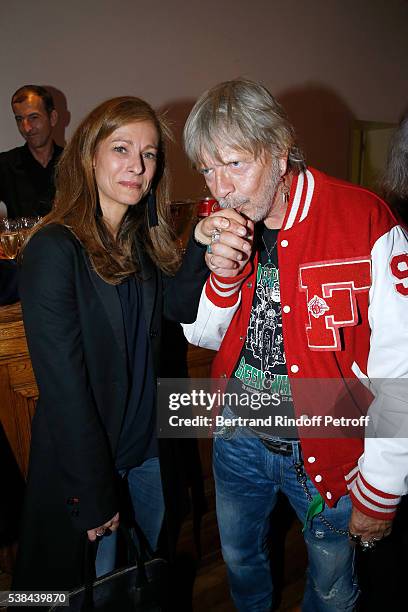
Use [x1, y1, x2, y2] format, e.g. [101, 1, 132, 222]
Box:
[92, 165, 103, 218]
[147, 189, 159, 227]
[281, 178, 290, 204]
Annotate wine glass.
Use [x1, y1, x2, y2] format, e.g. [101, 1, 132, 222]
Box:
[0, 218, 20, 259]
[17, 216, 42, 250]
[17, 217, 31, 248]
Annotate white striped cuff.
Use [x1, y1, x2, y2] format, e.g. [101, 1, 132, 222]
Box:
[209, 275, 242, 298]
[349, 472, 400, 517]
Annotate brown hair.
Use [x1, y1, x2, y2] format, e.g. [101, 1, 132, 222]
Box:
[33, 96, 179, 283]
[12, 85, 55, 115]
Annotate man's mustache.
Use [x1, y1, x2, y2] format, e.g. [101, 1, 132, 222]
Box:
[218, 197, 250, 209]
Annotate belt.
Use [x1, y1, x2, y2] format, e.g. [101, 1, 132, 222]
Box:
[259, 438, 293, 456]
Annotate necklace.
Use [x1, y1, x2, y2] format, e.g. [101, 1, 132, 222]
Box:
[262, 234, 278, 264]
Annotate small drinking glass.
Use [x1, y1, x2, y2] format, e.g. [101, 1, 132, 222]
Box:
[0, 218, 20, 259]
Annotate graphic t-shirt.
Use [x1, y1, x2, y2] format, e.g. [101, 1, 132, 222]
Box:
[230, 225, 296, 435]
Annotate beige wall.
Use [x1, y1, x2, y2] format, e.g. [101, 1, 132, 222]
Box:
[1, 0, 408, 199]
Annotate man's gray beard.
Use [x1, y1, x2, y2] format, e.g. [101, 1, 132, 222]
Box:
[218, 164, 281, 223]
[218, 195, 249, 209]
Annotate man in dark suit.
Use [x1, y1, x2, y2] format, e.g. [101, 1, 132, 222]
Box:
[0, 85, 63, 218]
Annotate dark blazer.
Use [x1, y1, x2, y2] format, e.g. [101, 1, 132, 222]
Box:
[12, 224, 208, 591]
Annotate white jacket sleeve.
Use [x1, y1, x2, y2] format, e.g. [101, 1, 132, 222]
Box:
[350, 224, 408, 516]
[182, 285, 241, 351]
[182, 273, 244, 350]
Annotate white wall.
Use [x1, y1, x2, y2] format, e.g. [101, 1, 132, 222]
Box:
[1, 0, 408, 198]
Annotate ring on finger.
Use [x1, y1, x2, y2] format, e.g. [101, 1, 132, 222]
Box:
[360, 539, 377, 550]
[211, 230, 221, 243]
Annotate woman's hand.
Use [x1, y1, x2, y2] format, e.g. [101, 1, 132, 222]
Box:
[195, 209, 254, 278]
[87, 511, 120, 542]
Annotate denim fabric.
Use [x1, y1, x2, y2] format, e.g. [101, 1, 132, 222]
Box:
[213, 418, 359, 611]
[95, 456, 165, 577]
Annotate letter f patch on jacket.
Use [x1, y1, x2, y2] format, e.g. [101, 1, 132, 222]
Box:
[299, 258, 371, 351]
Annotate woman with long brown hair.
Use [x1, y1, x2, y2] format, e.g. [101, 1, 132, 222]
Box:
[12, 96, 210, 593]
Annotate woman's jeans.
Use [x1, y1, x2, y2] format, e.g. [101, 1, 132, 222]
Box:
[213, 425, 359, 612]
[95, 456, 164, 577]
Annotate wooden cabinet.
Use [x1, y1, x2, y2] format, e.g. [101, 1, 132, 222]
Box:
[0, 303, 38, 480]
[0, 303, 38, 572]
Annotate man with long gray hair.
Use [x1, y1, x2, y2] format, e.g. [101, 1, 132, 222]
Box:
[184, 79, 408, 611]
[382, 110, 408, 225]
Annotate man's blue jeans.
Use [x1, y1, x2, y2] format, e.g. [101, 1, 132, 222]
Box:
[95, 456, 164, 577]
[213, 427, 359, 611]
